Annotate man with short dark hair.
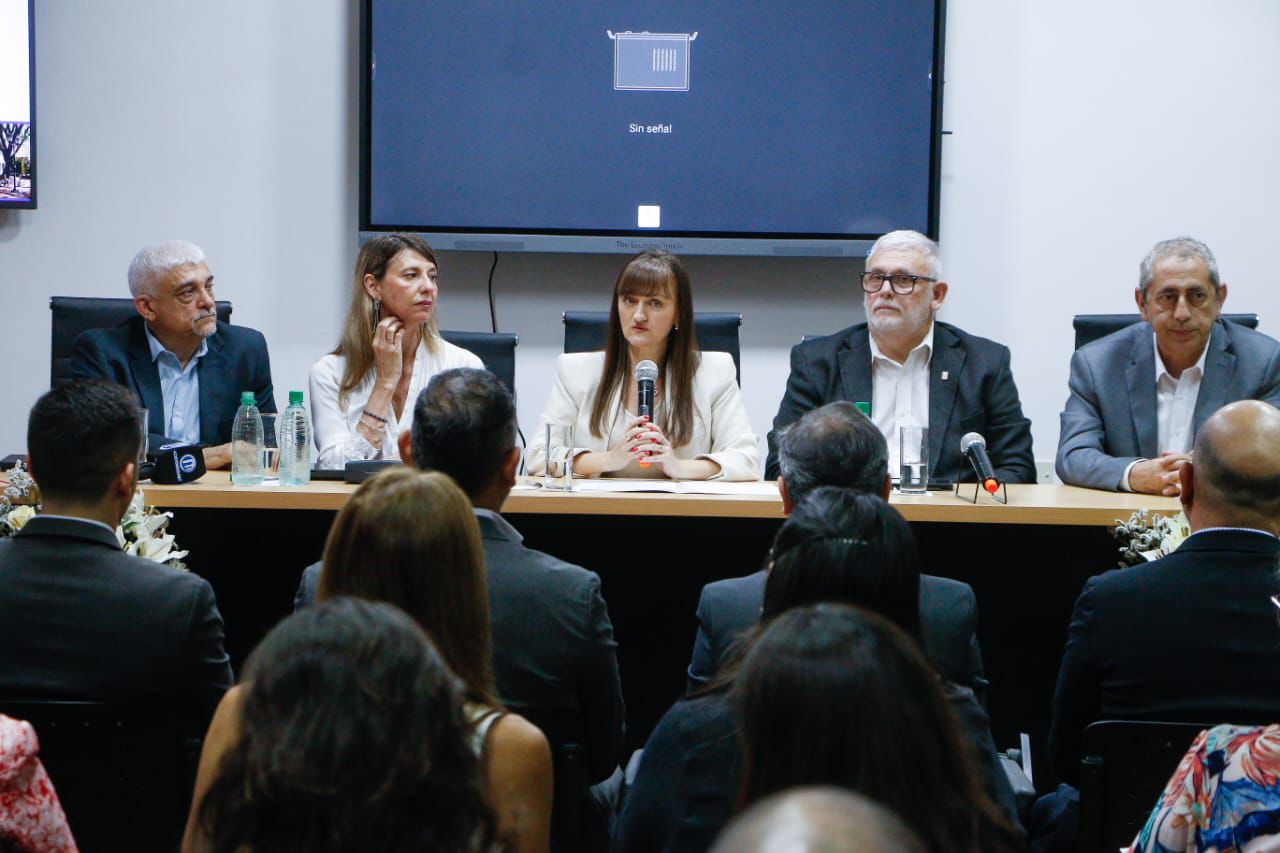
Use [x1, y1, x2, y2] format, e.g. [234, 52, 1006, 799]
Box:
[297, 369, 625, 818]
[687, 400, 984, 693]
[67, 240, 275, 469]
[0, 379, 233, 729]
[1056, 236, 1280, 493]
[1049, 399, 1280, 784]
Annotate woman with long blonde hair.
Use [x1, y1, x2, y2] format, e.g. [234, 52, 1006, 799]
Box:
[309, 234, 482, 468]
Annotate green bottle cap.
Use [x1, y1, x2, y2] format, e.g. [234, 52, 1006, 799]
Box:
[289, 390, 304, 405]
[854, 401, 871, 416]
[240, 391, 255, 405]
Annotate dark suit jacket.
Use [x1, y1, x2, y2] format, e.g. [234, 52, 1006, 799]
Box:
[0, 516, 234, 731]
[67, 316, 276, 450]
[1048, 529, 1280, 785]
[765, 321, 1035, 483]
[1056, 319, 1280, 490]
[686, 570, 985, 694]
[296, 508, 625, 784]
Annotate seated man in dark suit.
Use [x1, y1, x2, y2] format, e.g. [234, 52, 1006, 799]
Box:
[1049, 399, 1280, 785]
[296, 369, 625, 831]
[1057, 236, 1280, 493]
[765, 229, 1035, 483]
[688, 400, 985, 695]
[67, 240, 275, 469]
[0, 380, 233, 731]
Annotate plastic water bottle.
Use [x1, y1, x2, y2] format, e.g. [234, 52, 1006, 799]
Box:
[278, 390, 312, 487]
[230, 391, 264, 485]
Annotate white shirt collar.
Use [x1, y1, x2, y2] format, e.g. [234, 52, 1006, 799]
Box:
[144, 324, 208, 364]
[1153, 330, 1210, 384]
[869, 321, 935, 367]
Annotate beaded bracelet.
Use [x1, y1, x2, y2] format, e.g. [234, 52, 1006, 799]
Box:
[361, 409, 390, 425]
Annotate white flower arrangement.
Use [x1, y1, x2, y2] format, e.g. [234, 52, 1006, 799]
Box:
[1111, 509, 1192, 567]
[1, 461, 189, 570]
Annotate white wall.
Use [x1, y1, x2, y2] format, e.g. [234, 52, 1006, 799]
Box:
[3, 1, 1278, 473]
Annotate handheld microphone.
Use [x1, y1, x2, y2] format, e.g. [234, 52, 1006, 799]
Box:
[143, 442, 207, 485]
[635, 360, 658, 418]
[960, 432, 1000, 495]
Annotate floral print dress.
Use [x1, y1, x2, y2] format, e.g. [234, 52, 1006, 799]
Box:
[1130, 723, 1280, 852]
[0, 714, 77, 852]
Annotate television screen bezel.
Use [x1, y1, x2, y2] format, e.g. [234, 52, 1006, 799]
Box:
[358, 0, 946, 257]
[0, 0, 36, 210]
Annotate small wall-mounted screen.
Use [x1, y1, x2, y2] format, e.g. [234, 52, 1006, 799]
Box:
[0, 0, 35, 209]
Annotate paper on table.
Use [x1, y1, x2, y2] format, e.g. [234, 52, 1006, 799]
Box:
[568, 479, 781, 496]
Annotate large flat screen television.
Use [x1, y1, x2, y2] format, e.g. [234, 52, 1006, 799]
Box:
[0, 0, 34, 209]
[361, 1, 945, 257]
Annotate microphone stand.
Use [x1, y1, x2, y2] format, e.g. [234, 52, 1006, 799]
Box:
[954, 456, 1008, 505]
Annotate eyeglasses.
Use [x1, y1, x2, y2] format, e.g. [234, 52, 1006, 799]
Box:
[860, 272, 936, 295]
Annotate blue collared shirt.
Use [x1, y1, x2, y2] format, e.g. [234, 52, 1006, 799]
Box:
[144, 325, 207, 446]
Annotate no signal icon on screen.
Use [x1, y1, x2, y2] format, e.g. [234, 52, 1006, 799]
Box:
[609, 30, 698, 92]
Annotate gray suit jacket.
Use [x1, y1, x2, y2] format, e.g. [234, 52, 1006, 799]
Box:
[296, 508, 625, 784]
[1056, 319, 1280, 490]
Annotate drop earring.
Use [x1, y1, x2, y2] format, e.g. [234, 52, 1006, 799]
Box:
[372, 298, 381, 324]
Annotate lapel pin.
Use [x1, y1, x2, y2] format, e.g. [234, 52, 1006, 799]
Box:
[941, 371, 949, 381]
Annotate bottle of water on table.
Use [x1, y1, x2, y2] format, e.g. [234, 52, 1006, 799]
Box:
[230, 391, 264, 485]
[278, 390, 312, 487]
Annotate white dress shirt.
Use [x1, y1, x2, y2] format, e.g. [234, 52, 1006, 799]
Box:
[309, 336, 482, 468]
[1121, 331, 1209, 490]
[144, 324, 207, 447]
[870, 324, 934, 475]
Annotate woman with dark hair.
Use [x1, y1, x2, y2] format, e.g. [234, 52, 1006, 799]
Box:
[736, 603, 1022, 853]
[615, 489, 1022, 852]
[182, 597, 496, 852]
[310, 233, 482, 468]
[527, 249, 759, 480]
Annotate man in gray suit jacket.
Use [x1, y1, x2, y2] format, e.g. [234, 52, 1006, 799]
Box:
[0, 380, 233, 731]
[1057, 236, 1280, 493]
[688, 401, 985, 695]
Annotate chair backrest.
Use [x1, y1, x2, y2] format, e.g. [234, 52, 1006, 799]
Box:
[50, 296, 234, 387]
[1076, 719, 1211, 853]
[562, 310, 743, 384]
[1072, 313, 1259, 350]
[438, 329, 518, 396]
[0, 700, 194, 853]
[508, 704, 595, 852]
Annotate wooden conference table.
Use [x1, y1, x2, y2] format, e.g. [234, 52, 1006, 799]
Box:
[143, 473, 1179, 788]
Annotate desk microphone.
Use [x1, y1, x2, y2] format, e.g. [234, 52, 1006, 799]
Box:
[960, 432, 1000, 495]
[635, 360, 658, 418]
[143, 442, 206, 485]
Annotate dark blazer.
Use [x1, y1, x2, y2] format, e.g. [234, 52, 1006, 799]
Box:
[1048, 529, 1280, 785]
[765, 321, 1035, 483]
[67, 316, 276, 450]
[0, 516, 233, 731]
[686, 570, 985, 694]
[296, 508, 626, 784]
[1056, 319, 1280, 490]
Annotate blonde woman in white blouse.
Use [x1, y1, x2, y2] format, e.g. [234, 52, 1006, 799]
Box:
[310, 234, 481, 468]
[528, 250, 760, 481]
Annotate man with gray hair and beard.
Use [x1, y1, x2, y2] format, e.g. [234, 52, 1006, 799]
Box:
[68, 240, 275, 469]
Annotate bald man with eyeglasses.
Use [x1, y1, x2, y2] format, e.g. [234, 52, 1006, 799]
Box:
[765, 230, 1035, 484]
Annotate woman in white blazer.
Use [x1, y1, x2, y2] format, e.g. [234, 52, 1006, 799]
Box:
[310, 234, 482, 469]
[528, 250, 760, 481]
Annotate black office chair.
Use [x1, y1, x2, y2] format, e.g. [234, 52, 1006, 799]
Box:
[562, 311, 743, 384]
[508, 704, 601, 852]
[1072, 313, 1259, 350]
[439, 329, 518, 396]
[1076, 719, 1211, 852]
[50, 296, 234, 387]
[0, 700, 196, 853]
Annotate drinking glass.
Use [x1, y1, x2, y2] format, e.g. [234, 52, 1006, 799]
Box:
[136, 407, 149, 461]
[544, 424, 574, 491]
[260, 413, 280, 478]
[899, 425, 928, 495]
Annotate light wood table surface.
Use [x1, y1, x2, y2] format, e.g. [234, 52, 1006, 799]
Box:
[141, 471, 1181, 527]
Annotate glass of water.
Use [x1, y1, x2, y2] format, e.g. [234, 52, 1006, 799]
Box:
[544, 424, 574, 491]
[260, 413, 280, 478]
[899, 425, 928, 495]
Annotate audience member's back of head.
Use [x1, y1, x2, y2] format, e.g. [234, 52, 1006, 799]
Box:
[777, 401, 888, 504]
[409, 367, 517, 498]
[1190, 400, 1280, 531]
[195, 597, 496, 852]
[710, 786, 925, 853]
[762, 488, 922, 641]
[318, 467, 495, 703]
[734, 604, 1021, 853]
[27, 379, 141, 503]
